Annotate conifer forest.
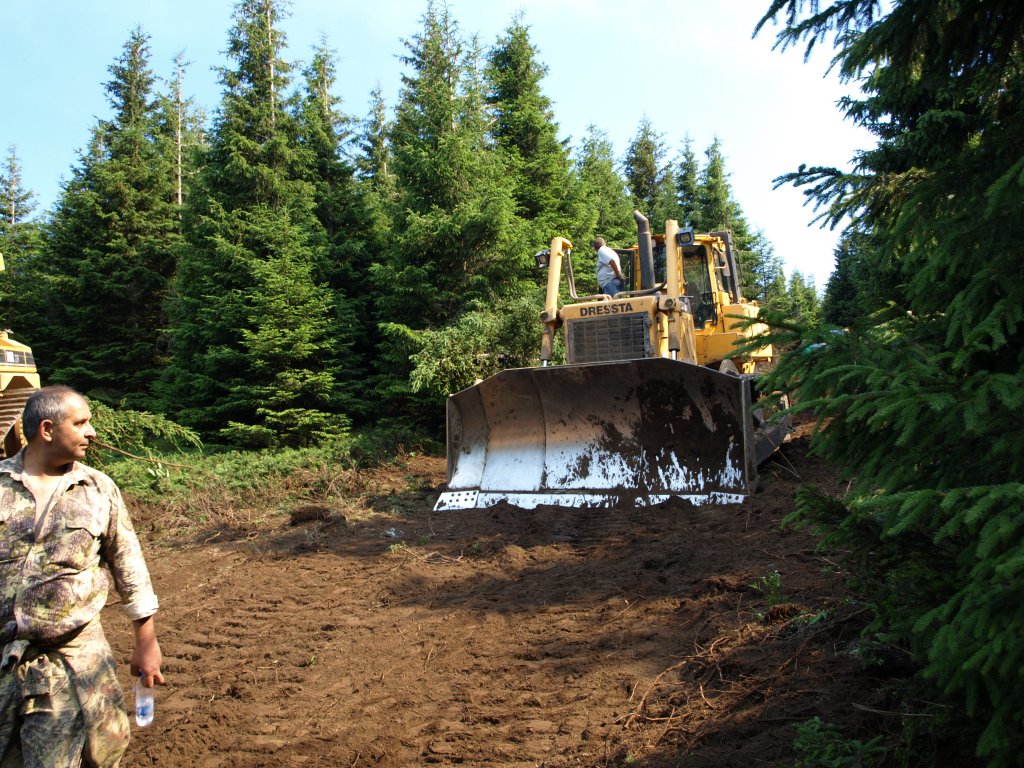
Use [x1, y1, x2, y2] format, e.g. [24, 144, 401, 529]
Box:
[2, 1, 1024, 765]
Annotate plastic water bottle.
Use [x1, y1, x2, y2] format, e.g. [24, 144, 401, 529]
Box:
[134, 677, 155, 727]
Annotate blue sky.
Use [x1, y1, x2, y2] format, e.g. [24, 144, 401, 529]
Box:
[3, 0, 872, 289]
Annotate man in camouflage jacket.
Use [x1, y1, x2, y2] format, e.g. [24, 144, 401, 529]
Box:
[0, 386, 163, 767]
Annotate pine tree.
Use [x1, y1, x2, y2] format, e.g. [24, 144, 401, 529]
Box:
[0, 146, 44, 334]
[697, 137, 744, 233]
[367, 3, 525, 428]
[568, 126, 633, 292]
[353, 82, 397, 287]
[486, 15, 575, 245]
[376, 1, 516, 330]
[356, 84, 394, 195]
[675, 135, 701, 228]
[0, 146, 36, 229]
[294, 38, 376, 422]
[571, 126, 633, 245]
[758, 1, 1024, 761]
[623, 117, 678, 225]
[154, 52, 207, 214]
[692, 138, 778, 304]
[744, 230, 788, 308]
[36, 28, 181, 407]
[783, 270, 821, 326]
[162, 0, 346, 447]
[820, 228, 884, 327]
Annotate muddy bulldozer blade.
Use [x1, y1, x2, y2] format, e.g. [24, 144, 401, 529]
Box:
[435, 358, 777, 511]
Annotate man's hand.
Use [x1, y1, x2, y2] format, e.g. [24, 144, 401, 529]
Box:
[131, 615, 165, 688]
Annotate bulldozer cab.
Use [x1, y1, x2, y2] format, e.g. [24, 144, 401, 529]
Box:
[625, 236, 728, 331]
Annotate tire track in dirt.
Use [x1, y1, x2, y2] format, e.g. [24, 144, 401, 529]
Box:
[108, 431, 882, 767]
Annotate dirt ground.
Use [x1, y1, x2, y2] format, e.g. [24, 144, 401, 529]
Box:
[107, 421, 892, 767]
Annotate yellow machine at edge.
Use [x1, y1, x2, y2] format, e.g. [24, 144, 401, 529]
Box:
[435, 212, 792, 511]
[0, 254, 41, 457]
[0, 330, 39, 458]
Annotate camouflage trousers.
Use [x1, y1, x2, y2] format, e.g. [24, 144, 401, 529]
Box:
[0, 619, 129, 768]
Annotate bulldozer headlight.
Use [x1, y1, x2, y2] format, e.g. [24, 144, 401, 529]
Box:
[534, 249, 550, 270]
[676, 228, 695, 246]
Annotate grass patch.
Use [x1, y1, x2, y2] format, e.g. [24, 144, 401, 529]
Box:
[97, 425, 443, 542]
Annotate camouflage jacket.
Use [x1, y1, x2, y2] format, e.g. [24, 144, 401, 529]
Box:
[0, 450, 158, 645]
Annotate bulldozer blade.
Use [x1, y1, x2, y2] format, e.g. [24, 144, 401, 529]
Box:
[435, 358, 761, 511]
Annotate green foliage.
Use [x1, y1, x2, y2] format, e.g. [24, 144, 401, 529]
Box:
[486, 17, 576, 242]
[792, 717, 885, 768]
[30, 28, 184, 407]
[409, 290, 543, 398]
[294, 42, 375, 421]
[570, 126, 634, 249]
[375, 2, 519, 333]
[107, 438, 346, 511]
[776, 270, 822, 327]
[742, 229, 788, 308]
[370, 321, 444, 433]
[0, 146, 44, 333]
[750, 570, 784, 606]
[758, 1, 1024, 762]
[347, 421, 442, 467]
[624, 117, 678, 225]
[821, 229, 895, 328]
[86, 401, 202, 472]
[674, 135, 701, 228]
[0, 145, 37, 230]
[161, 0, 347, 448]
[696, 138, 743, 234]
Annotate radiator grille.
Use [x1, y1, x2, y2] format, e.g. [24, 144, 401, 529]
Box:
[566, 314, 652, 364]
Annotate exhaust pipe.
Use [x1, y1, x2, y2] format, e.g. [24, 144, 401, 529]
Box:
[634, 211, 656, 290]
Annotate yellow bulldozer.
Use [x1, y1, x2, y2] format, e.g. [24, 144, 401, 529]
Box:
[0, 255, 41, 457]
[0, 330, 39, 458]
[434, 212, 791, 511]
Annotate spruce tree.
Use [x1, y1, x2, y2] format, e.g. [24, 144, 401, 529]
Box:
[486, 16, 575, 246]
[693, 138, 780, 304]
[355, 85, 395, 198]
[744, 230, 788, 309]
[163, 0, 346, 447]
[570, 126, 633, 290]
[571, 126, 632, 242]
[696, 137, 745, 233]
[377, 1, 516, 330]
[154, 52, 207, 214]
[369, 3, 521, 426]
[675, 135, 701, 228]
[397, 15, 578, 401]
[623, 117, 678, 225]
[294, 39, 375, 421]
[37, 28, 180, 407]
[820, 229, 885, 327]
[0, 146, 36, 230]
[781, 270, 821, 326]
[0, 146, 44, 335]
[353, 83, 397, 284]
[758, 1, 1024, 761]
